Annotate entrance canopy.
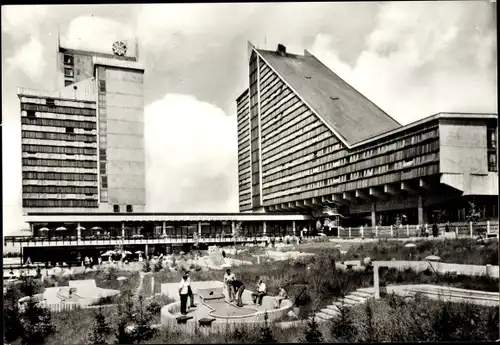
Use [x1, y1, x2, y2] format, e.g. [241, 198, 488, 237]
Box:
[24, 212, 312, 224]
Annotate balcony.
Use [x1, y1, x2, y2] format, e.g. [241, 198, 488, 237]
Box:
[3, 233, 271, 248]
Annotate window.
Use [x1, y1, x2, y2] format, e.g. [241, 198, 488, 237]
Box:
[64, 68, 74, 77]
[65, 127, 74, 133]
[126, 205, 133, 213]
[63, 55, 74, 65]
[101, 176, 108, 188]
[45, 99, 55, 106]
[487, 128, 496, 149]
[27, 110, 36, 118]
[99, 162, 106, 174]
[99, 80, 106, 92]
[488, 153, 497, 172]
[64, 80, 72, 87]
[99, 149, 107, 159]
[113, 204, 120, 213]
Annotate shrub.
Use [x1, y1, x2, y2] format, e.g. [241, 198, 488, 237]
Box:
[4, 283, 22, 342]
[303, 316, 323, 343]
[89, 306, 111, 344]
[19, 297, 55, 344]
[259, 311, 277, 343]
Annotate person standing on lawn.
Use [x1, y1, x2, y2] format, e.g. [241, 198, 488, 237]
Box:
[185, 271, 196, 308]
[178, 274, 189, 315]
[231, 279, 246, 307]
[224, 268, 236, 302]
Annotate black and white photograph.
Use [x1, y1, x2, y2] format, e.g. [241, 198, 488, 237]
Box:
[2, 1, 499, 344]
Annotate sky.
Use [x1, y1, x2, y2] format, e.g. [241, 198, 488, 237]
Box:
[2, 2, 497, 235]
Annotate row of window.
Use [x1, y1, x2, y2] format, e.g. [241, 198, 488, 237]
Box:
[23, 144, 97, 156]
[260, 80, 289, 115]
[348, 128, 439, 163]
[263, 141, 438, 188]
[262, 102, 310, 140]
[22, 158, 97, 168]
[263, 129, 438, 181]
[23, 199, 99, 208]
[237, 114, 250, 134]
[263, 123, 327, 159]
[21, 103, 96, 116]
[113, 204, 134, 213]
[22, 117, 97, 130]
[261, 88, 296, 125]
[97, 72, 109, 200]
[23, 110, 96, 124]
[263, 110, 315, 150]
[263, 131, 332, 168]
[22, 172, 98, 181]
[23, 185, 98, 194]
[263, 143, 344, 178]
[22, 130, 97, 143]
[263, 136, 339, 172]
[258, 69, 286, 106]
[262, 153, 439, 198]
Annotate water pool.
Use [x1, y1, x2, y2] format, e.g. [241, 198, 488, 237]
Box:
[205, 300, 258, 317]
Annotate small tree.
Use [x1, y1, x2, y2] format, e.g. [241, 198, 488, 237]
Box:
[4, 283, 22, 343]
[259, 311, 277, 343]
[19, 297, 54, 345]
[129, 295, 155, 343]
[329, 302, 357, 342]
[303, 315, 323, 343]
[115, 305, 132, 345]
[89, 306, 111, 344]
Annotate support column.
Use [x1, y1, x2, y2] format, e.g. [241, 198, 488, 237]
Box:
[145, 244, 149, 257]
[121, 222, 125, 238]
[77, 223, 82, 241]
[263, 221, 267, 236]
[162, 221, 166, 236]
[374, 265, 380, 299]
[371, 202, 376, 228]
[292, 221, 296, 236]
[198, 222, 202, 237]
[418, 196, 424, 224]
[231, 221, 235, 236]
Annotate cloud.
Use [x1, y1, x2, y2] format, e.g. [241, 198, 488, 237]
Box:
[62, 15, 134, 54]
[6, 36, 46, 82]
[1, 5, 49, 38]
[310, 1, 497, 124]
[144, 94, 238, 212]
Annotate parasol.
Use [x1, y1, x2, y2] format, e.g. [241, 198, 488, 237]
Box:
[424, 255, 441, 261]
[135, 250, 144, 254]
[91, 226, 103, 231]
[39, 227, 50, 232]
[76, 225, 86, 231]
[55, 226, 67, 231]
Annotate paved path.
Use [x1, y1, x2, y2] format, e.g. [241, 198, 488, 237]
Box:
[133, 272, 146, 299]
[312, 287, 375, 322]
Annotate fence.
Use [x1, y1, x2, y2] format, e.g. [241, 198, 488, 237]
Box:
[334, 221, 499, 240]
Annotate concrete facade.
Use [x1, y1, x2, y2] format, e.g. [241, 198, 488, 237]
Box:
[18, 41, 146, 215]
[236, 43, 498, 227]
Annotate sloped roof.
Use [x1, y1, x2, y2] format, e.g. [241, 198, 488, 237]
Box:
[256, 49, 401, 145]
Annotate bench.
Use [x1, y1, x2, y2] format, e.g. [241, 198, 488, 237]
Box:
[198, 317, 216, 327]
[176, 315, 193, 324]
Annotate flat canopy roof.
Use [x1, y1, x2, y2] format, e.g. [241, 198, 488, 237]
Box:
[24, 212, 312, 223]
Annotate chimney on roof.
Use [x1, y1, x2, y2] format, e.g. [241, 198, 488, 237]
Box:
[277, 44, 287, 57]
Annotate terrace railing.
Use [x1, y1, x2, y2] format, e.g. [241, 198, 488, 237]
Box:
[4, 221, 498, 247]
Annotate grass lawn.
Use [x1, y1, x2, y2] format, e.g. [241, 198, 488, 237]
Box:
[286, 238, 499, 265]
